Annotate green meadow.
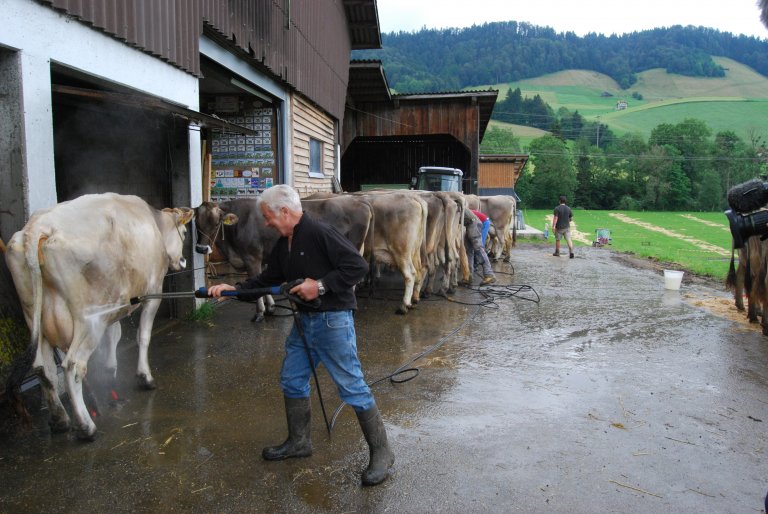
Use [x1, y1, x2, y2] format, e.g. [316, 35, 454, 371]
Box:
[479, 56, 768, 145]
[521, 209, 734, 280]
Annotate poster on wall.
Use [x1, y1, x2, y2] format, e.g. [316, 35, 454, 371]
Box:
[208, 99, 278, 202]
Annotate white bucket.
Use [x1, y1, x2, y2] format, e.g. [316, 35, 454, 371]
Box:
[663, 270, 684, 290]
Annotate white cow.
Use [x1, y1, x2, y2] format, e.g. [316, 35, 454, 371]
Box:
[5, 193, 194, 440]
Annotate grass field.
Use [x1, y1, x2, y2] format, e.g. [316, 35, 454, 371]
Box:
[521, 209, 733, 280]
[479, 57, 768, 144]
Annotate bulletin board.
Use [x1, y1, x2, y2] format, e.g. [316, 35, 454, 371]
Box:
[207, 97, 279, 201]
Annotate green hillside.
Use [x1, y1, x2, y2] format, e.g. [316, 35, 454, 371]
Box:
[483, 57, 768, 142]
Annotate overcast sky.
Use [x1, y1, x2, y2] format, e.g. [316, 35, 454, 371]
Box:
[377, 0, 768, 39]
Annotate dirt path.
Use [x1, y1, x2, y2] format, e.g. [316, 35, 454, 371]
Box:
[608, 212, 730, 256]
[546, 215, 592, 244]
[679, 214, 731, 232]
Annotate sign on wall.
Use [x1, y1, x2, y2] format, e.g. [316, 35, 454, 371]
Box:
[208, 100, 278, 201]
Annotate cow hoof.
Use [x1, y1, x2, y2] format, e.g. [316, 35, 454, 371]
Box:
[136, 374, 157, 390]
[76, 426, 97, 442]
[251, 313, 265, 323]
[49, 418, 71, 433]
[447, 287, 456, 295]
[396, 306, 409, 315]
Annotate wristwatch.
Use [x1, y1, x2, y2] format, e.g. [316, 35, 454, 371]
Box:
[317, 279, 326, 296]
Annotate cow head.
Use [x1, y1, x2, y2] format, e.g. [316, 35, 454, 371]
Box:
[194, 202, 239, 255]
[161, 207, 195, 270]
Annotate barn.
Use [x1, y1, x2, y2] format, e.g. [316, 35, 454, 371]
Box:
[0, 0, 380, 354]
[342, 60, 497, 193]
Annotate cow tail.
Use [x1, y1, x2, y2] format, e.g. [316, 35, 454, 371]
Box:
[23, 229, 48, 358]
[365, 204, 375, 282]
[417, 198, 428, 279]
[725, 245, 736, 290]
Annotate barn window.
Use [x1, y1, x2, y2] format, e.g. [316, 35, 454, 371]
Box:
[309, 137, 324, 178]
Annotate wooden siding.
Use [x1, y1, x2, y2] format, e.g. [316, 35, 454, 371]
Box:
[344, 101, 480, 152]
[291, 93, 336, 196]
[478, 162, 521, 188]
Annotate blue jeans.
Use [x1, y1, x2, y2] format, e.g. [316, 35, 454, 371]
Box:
[480, 219, 490, 248]
[281, 310, 375, 412]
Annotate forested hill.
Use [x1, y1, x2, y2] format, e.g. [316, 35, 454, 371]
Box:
[353, 22, 768, 93]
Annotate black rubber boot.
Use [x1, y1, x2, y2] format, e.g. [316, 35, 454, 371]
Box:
[356, 405, 395, 486]
[262, 396, 313, 461]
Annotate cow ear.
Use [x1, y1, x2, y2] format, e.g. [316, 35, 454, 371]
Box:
[222, 213, 239, 225]
[175, 207, 195, 225]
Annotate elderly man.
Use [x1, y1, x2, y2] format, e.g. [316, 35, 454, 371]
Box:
[208, 185, 394, 486]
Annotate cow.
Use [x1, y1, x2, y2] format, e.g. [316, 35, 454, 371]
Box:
[439, 191, 470, 289]
[354, 191, 428, 314]
[5, 193, 194, 439]
[195, 199, 280, 322]
[300, 195, 374, 254]
[726, 237, 760, 321]
[466, 194, 516, 261]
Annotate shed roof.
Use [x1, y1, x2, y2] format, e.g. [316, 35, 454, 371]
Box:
[343, 0, 382, 49]
[348, 60, 498, 140]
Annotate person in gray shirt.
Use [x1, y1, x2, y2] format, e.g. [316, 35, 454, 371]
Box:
[552, 195, 574, 258]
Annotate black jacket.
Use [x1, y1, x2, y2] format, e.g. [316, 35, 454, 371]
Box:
[237, 212, 368, 311]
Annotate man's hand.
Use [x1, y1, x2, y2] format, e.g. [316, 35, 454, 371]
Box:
[289, 278, 320, 301]
[207, 283, 236, 298]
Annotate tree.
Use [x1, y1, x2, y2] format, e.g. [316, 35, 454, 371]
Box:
[480, 126, 522, 154]
[522, 135, 576, 208]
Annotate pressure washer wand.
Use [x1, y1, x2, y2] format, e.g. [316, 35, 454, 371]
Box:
[130, 286, 282, 304]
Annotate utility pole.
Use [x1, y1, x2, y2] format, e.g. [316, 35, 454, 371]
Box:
[596, 115, 601, 148]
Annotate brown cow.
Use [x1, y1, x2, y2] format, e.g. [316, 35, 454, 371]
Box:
[195, 199, 280, 321]
[466, 194, 516, 261]
[355, 192, 428, 314]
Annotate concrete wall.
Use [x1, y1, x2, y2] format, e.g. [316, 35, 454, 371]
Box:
[0, 0, 205, 317]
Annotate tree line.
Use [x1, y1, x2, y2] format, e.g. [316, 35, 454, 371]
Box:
[480, 120, 768, 211]
[354, 22, 768, 93]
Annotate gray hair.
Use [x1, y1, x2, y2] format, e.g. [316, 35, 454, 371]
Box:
[259, 184, 302, 214]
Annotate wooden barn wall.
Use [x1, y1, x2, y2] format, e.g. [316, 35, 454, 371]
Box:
[478, 162, 521, 188]
[342, 101, 480, 152]
[340, 139, 470, 192]
[40, 0, 202, 76]
[291, 93, 336, 196]
[202, 0, 350, 121]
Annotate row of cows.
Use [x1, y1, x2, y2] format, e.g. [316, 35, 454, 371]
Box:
[197, 190, 517, 317]
[2, 189, 516, 439]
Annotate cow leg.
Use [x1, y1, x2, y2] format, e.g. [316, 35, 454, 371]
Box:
[61, 326, 100, 440]
[136, 299, 159, 390]
[734, 254, 745, 311]
[250, 295, 275, 323]
[396, 259, 416, 315]
[104, 321, 121, 380]
[503, 231, 513, 262]
[103, 322, 123, 401]
[33, 341, 70, 433]
[264, 294, 275, 315]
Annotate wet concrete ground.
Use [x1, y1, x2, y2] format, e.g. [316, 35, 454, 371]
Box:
[2, 243, 768, 513]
